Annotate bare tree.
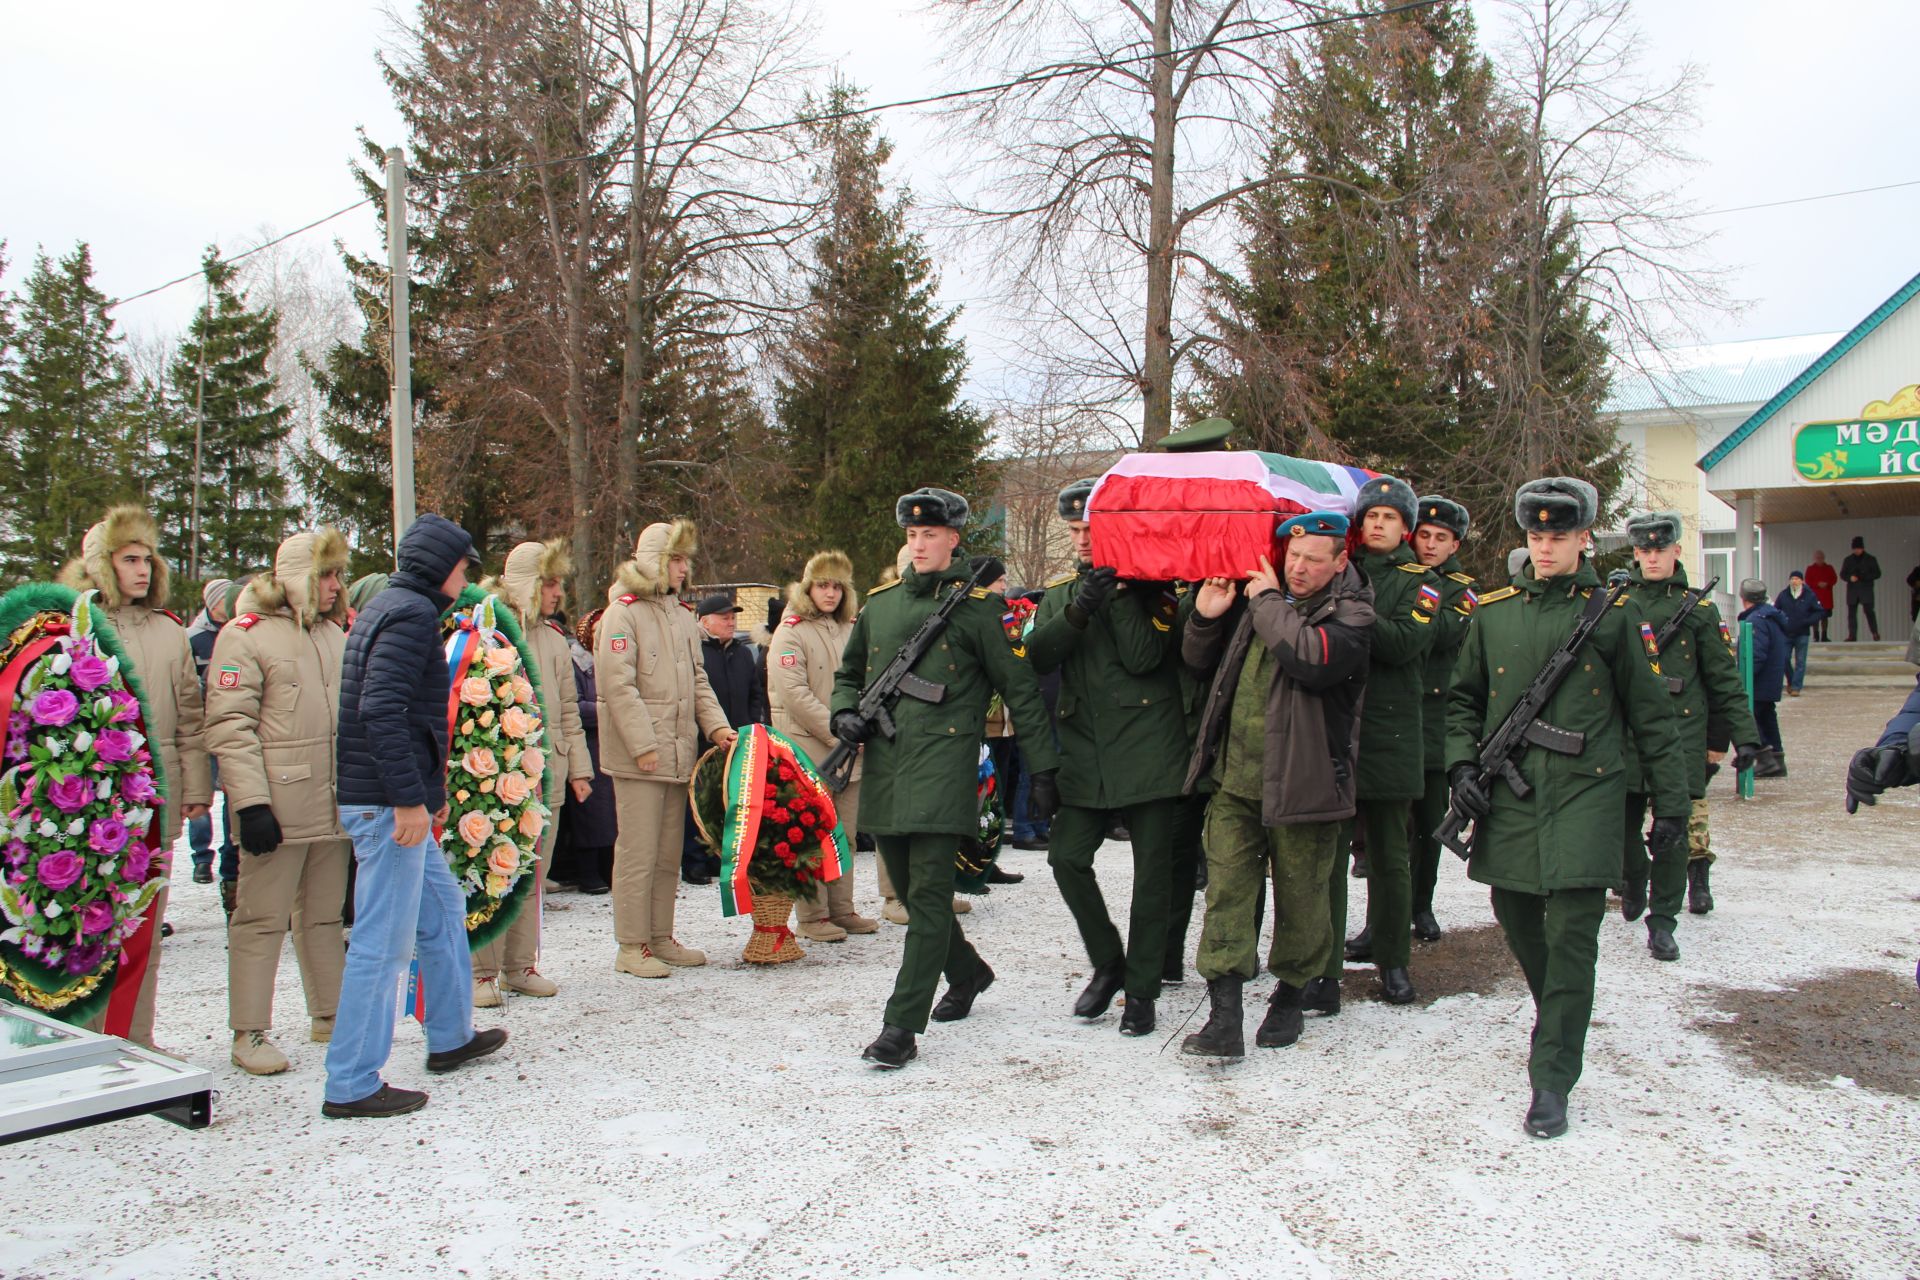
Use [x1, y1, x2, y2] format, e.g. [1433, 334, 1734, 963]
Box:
[929, 0, 1313, 446]
[987, 369, 1132, 586]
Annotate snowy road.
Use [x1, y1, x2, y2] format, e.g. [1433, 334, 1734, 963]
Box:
[3, 683, 1917, 1279]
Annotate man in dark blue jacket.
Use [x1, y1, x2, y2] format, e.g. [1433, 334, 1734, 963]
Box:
[322, 514, 507, 1119]
[1738, 579, 1792, 779]
[1774, 571, 1827, 696]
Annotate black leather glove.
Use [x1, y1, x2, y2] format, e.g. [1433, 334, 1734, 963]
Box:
[1447, 764, 1490, 822]
[238, 805, 282, 856]
[1730, 742, 1762, 773]
[1070, 566, 1119, 618]
[1026, 769, 1060, 824]
[1648, 816, 1686, 858]
[1845, 745, 1909, 810]
[830, 710, 870, 747]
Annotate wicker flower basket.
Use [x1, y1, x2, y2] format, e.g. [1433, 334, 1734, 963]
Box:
[742, 891, 804, 964]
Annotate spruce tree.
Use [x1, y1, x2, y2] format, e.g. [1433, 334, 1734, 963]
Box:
[153, 251, 299, 579]
[294, 263, 401, 574]
[771, 86, 990, 586]
[0, 244, 143, 581]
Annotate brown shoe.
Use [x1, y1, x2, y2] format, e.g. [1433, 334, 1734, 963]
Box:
[650, 937, 708, 967]
[828, 912, 880, 935]
[426, 1027, 509, 1074]
[322, 1083, 427, 1119]
[796, 919, 848, 943]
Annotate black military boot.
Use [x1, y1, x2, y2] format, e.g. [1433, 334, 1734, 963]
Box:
[1379, 966, 1416, 1004]
[1255, 982, 1304, 1048]
[1180, 977, 1244, 1059]
[931, 961, 995, 1022]
[1687, 859, 1714, 915]
[862, 1025, 917, 1069]
[1412, 910, 1441, 942]
[1118, 995, 1156, 1036]
[1753, 747, 1787, 779]
[1524, 1088, 1568, 1138]
[1073, 957, 1127, 1019]
[1344, 926, 1374, 962]
[1620, 876, 1647, 922]
[1300, 976, 1341, 1016]
[1647, 926, 1680, 961]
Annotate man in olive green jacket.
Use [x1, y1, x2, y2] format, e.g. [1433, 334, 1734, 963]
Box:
[1333, 475, 1437, 1005]
[1447, 478, 1688, 1139]
[834, 487, 1060, 1069]
[1409, 496, 1477, 943]
[1616, 511, 1762, 956]
[1026, 478, 1187, 1037]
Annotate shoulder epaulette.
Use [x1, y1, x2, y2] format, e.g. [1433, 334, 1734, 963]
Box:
[157, 608, 185, 626]
[782, 613, 803, 628]
[1478, 586, 1521, 606]
[1045, 571, 1078, 589]
[233, 613, 261, 630]
[545, 618, 568, 637]
[616, 593, 639, 605]
[1397, 561, 1430, 574]
[867, 579, 901, 595]
[969, 587, 1004, 602]
[1612, 595, 1629, 607]
[1446, 570, 1476, 586]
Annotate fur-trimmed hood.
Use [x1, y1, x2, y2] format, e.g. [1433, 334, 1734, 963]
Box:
[235, 528, 350, 628]
[489, 538, 573, 621]
[784, 549, 857, 623]
[57, 505, 170, 609]
[608, 519, 697, 601]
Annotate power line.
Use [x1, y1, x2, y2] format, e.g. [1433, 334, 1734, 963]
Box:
[1688, 177, 1920, 219]
[107, 199, 373, 311]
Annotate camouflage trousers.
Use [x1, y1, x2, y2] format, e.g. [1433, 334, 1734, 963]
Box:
[1688, 796, 1713, 864]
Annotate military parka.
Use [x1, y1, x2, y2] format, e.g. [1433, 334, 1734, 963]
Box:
[1419, 556, 1478, 767]
[1355, 543, 1440, 799]
[1619, 564, 1759, 797]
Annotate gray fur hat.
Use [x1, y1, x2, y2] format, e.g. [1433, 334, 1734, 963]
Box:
[895, 487, 970, 530]
[1513, 477, 1599, 534]
[1353, 475, 1417, 530]
[1739, 577, 1768, 604]
[1057, 477, 1099, 520]
[1626, 510, 1684, 550]
[1415, 495, 1470, 541]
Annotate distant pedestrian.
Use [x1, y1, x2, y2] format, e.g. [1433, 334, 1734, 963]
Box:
[1773, 571, 1827, 696]
[1803, 551, 1837, 641]
[1905, 558, 1920, 622]
[1737, 579, 1791, 778]
[1839, 536, 1882, 641]
[186, 578, 236, 890]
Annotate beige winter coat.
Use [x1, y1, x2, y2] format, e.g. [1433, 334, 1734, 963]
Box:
[768, 550, 859, 779]
[204, 530, 349, 845]
[594, 520, 728, 784]
[58, 505, 212, 842]
[487, 540, 592, 786]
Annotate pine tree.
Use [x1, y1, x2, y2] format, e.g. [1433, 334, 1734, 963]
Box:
[0, 244, 143, 581]
[771, 86, 990, 586]
[152, 252, 299, 580]
[294, 261, 401, 574]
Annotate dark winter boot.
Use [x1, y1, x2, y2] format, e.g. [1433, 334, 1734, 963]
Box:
[1687, 859, 1714, 915]
[1118, 995, 1156, 1036]
[1753, 747, 1788, 779]
[1524, 1088, 1569, 1139]
[1411, 910, 1442, 942]
[1621, 875, 1647, 922]
[220, 879, 238, 920]
[1180, 977, 1245, 1059]
[1647, 926, 1680, 962]
[931, 961, 994, 1022]
[1300, 976, 1341, 1016]
[1344, 925, 1374, 962]
[1073, 957, 1127, 1019]
[1255, 982, 1304, 1048]
[862, 1025, 918, 1069]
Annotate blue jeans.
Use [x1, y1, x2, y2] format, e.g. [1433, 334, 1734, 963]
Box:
[323, 806, 474, 1104]
[1788, 633, 1810, 692]
[189, 759, 239, 880]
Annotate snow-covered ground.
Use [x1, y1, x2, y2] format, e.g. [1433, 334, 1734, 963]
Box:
[4, 683, 1917, 1280]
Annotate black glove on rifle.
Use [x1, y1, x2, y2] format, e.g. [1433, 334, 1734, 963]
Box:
[830, 710, 871, 747]
[1648, 815, 1686, 859]
[1447, 764, 1490, 823]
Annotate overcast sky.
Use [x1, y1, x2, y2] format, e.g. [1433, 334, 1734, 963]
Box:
[5, 0, 1915, 395]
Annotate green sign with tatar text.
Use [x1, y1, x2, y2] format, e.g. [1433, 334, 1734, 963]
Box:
[1793, 417, 1920, 482]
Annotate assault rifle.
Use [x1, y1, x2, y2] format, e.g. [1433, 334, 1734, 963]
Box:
[1652, 575, 1719, 693]
[818, 558, 994, 793]
[1435, 571, 1631, 860]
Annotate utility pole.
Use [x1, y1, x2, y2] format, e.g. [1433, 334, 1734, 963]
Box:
[386, 146, 417, 542]
[187, 270, 212, 582]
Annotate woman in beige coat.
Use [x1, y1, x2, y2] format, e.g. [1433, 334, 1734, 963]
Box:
[768, 551, 880, 940]
[594, 520, 734, 978]
[58, 505, 214, 1047]
[473, 539, 596, 1003]
[205, 528, 351, 1073]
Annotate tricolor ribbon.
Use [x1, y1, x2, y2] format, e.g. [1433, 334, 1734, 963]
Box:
[716, 724, 852, 918]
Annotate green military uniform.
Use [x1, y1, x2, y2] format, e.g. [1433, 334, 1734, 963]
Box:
[1618, 562, 1758, 935]
[1326, 539, 1437, 979]
[833, 563, 1059, 1035]
[1448, 560, 1688, 1105]
[1027, 569, 1186, 1006]
[1411, 556, 1477, 925]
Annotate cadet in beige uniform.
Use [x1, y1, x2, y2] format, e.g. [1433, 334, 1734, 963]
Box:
[473, 540, 596, 1003]
[594, 521, 736, 977]
[205, 529, 352, 1074]
[58, 506, 213, 1048]
[768, 550, 879, 941]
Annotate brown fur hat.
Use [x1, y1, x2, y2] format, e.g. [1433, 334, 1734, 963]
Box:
[235, 528, 350, 628]
[57, 505, 170, 609]
[785, 549, 858, 623]
[609, 519, 697, 601]
[492, 538, 574, 621]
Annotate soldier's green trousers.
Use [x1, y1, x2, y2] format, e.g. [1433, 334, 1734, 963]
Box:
[1324, 798, 1415, 972]
[1321, 817, 1351, 981]
[1196, 791, 1340, 986]
[875, 834, 986, 1034]
[1049, 798, 1177, 1000]
[1163, 792, 1207, 974]
[1622, 791, 1689, 932]
[1489, 886, 1607, 1095]
[1410, 768, 1449, 918]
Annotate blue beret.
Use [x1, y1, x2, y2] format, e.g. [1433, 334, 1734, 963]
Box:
[1278, 510, 1350, 539]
